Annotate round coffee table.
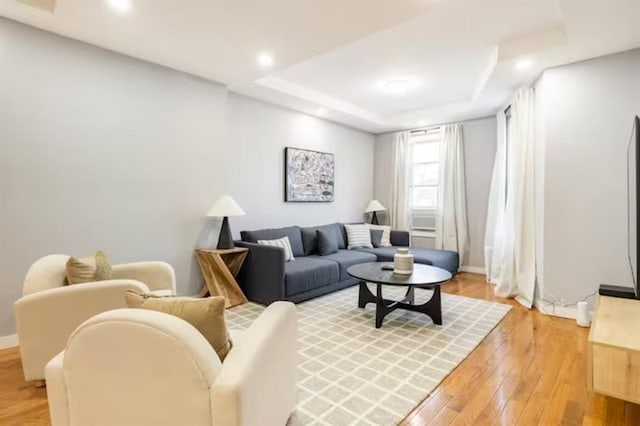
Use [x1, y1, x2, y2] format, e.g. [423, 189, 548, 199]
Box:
[347, 262, 453, 328]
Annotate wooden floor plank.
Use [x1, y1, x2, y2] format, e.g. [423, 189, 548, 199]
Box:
[1, 272, 639, 425]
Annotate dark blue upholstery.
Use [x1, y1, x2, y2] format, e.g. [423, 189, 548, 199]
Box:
[284, 257, 339, 297]
[240, 226, 304, 257]
[300, 223, 346, 254]
[309, 250, 377, 281]
[355, 247, 459, 274]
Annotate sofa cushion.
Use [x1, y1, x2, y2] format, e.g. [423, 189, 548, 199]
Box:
[300, 223, 346, 255]
[284, 258, 339, 297]
[317, 229, 339, 256]
[370, 229, 384, 248]
[355, 247, 459, 274]
[309, 250, 377, 281]
[241, 226, 304, 257]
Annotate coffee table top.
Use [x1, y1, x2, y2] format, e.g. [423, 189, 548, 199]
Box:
[347, 262, 452, 287]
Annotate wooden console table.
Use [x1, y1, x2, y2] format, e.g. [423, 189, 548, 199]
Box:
[195, 248, 249, 308]
[588, 295, 640, 403]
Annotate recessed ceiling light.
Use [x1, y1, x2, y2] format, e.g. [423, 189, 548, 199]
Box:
[107, 0, 131, 13]
[385, 80, 412, 94]
[316, 108, 326, 116]
[257, 52, 274, 69]
[515, 57, 534, 71]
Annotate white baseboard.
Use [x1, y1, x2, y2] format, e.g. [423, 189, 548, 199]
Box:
[0, 334, 18, 350]
[459, 266, 485, 275]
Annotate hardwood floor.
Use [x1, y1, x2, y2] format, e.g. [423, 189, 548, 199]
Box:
[0, 273, 638, 425]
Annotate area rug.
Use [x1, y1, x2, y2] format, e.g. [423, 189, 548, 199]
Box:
[226, 285, 512, 426]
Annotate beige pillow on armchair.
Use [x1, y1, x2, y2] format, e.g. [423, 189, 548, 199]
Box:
[66, 250, 113, 284]
[125, 291, 232, 361]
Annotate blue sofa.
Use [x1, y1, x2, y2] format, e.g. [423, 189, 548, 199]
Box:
[236, 223, 459, 305]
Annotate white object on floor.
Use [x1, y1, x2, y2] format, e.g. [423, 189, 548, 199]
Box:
[577, 301, 590, 327]
[45, 302, 297, 426]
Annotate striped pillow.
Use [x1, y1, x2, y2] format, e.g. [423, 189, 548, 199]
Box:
[257, 236, 295, 261]
[345, 224, 373, 249]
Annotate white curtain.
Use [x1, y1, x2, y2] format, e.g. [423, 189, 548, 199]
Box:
[435, 124, 469, 266]
[390, 131, 411, 230]
[484, 111, 508, 284]
[484, 88, 536, 307]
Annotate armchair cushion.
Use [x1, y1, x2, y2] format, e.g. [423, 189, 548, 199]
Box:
[66, 250, 113, 284]
[125, 291, 232, 361]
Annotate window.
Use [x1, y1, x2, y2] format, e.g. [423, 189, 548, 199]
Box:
[409, 128, 441, 231]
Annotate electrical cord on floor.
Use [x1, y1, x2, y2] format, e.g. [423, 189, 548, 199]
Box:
[536, 290, 598, 316]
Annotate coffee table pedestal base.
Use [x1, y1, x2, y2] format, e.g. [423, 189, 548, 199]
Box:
[358, 282, 442, 328]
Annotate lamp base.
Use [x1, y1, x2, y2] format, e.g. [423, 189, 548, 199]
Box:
[371, 211, 379, 225]
[217, 217, 235, 249]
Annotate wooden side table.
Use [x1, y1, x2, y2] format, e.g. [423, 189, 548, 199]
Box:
[195, 248, 249, 308]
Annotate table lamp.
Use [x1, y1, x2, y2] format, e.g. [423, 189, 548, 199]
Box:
[365, 200, 386, 225]
[207, 195, 246, 249]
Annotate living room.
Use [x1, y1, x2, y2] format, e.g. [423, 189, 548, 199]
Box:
[1, 1, 639, 425]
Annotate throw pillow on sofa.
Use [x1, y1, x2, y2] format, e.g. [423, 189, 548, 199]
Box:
[66, 250, 113, 284]
[344, 224, 373, 249]
[257, 236, 295, 261]
[317, 229, 339, 255]
[370, 229, 384, 248]
[125, 290, 233, 361]
[368, 225, 392, 247]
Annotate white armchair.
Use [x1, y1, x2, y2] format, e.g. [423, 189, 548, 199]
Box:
[45, 302, 298, 426]
[14, 254, 176, 382]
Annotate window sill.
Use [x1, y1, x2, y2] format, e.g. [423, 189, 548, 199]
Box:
[411, 230, 436, 238]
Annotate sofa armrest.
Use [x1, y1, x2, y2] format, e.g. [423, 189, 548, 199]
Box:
[45, 352, 70, 426]
[235, 241, 286, 305]
[211, 302, 297, 426]
[112, 261, 176, 292]
[14, 279, 149, 381]
[390, 230, 411, 247]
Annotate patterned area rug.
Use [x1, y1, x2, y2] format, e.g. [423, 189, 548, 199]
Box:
[226, 285, 512, 426]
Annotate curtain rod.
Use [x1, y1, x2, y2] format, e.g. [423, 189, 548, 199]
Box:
[410, 126, 441, 135]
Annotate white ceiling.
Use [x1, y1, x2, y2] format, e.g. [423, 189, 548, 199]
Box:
[1, 0, 639, 133]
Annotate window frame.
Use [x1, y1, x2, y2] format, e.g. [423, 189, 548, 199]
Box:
[408, 128, 441, 230]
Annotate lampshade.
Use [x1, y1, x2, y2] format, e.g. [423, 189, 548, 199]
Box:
[207, 195, 246, 217]
[364, 200, 386, 213]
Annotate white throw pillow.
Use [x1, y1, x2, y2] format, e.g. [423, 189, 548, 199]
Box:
[257, 236, 295, 261]
[345, 224, 373, 249]
[368, 224, 392, 247]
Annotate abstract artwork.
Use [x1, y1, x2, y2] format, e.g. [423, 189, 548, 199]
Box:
[285, 147, 335, 202]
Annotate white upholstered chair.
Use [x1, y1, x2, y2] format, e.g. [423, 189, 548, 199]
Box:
[14, 254, 176, 383]
[45, 302, 298, 426]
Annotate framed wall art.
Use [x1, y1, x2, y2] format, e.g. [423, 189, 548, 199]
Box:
[284, 147, 334, 202]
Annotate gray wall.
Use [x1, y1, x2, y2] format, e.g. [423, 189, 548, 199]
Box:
[535, 48, 640, 306]
[227, 93, 374, 233]
[0, 19, 374, 337]
[373, 117, 497, 269]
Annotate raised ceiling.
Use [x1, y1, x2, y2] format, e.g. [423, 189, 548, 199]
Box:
[1, 0, 639, 133]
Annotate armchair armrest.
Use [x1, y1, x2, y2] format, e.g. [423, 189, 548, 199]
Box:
[235, 241, 286, 305]
[112, 261, 176, 292]
[14, 279, 149, 381]
[390, 230, 411, 247]
[211, 302, 297, 426]
[45, 352, 70, 426]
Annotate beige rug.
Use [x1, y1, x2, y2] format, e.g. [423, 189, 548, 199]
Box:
[226, 284, 511, 426]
